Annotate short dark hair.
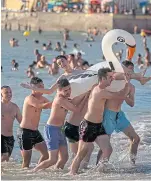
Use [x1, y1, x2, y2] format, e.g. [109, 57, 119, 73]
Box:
[98, 68, 112, 80]
[61, 51, 66, 55]
[56, 55, 67, 61]
[74, 43, 77, 47]
[57, 78, 70, 89]
[138, 54, 141, 57]
[57, 42, 61, 45]
[82, 61, 89, 66]
[69, 54, 75, 58]
[122, 61, 134, 67]
[1, 85, 10, 90]
[35, 49, 39, 53]
[30, 77, 43, 85]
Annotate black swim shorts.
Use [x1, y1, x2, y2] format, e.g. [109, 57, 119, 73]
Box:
[17, 127, 44, 150]
[64, 121, 79, 142]
[1, 135, 15, 156]
[79, 119, 106, 142]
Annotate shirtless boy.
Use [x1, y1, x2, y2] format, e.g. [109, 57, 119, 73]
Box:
[70, 68, 130, 175]
[114, 60, 150, 85]
[17, 77, 52, 168]
[34, 49, 42, 62]
[1, 86, 22, 162]
[56, 55, 84, 76]
[32, 78, 89, 172]
[145, 48, 151, 67]
[64, 97, 94, 169]
[97, 61, 140, 165]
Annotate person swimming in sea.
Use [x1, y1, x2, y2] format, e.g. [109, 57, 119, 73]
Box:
[36, 56, 49, 69]
[54, 42, 62, 52]
[26, 65, 35, 78]
[85, 34, 94, 42]
[11, 60, 19, 71]
[48, 58, 59, 75]
[9, 38, 19, 47]
[136, 54, 144, 69]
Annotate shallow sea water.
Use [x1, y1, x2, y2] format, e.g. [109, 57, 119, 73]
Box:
[1, 30, 151, 180]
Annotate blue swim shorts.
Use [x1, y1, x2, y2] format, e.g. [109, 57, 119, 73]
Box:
[103, 109, 130, 135]
[115, 110, 131, 133]
[44, 124, 67, 151]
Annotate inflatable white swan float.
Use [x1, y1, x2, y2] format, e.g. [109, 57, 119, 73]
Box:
[69, 29, 136, 98]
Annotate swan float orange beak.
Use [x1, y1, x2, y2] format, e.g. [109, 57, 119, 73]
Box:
[126, 44, 136, 60]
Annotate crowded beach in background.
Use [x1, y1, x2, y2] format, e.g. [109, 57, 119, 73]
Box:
[1, 0, 151, 15]
[1, 1, 151, 181]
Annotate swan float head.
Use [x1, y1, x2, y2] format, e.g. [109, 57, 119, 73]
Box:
[102, 29, 136, 61]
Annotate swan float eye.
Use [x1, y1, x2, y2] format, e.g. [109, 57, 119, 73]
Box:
[117, 36, 125, 43]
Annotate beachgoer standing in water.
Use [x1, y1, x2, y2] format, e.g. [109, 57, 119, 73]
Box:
[33, 78, 89, 172]
[1, 86, 22, 162]
[34, 49, 42, 62]
[70, 68, 129, 174]
[17, 77, 52, 168]
[145, 48, 151, 67]
[97, 61, 140, 165]
[64, 94, 94, 169]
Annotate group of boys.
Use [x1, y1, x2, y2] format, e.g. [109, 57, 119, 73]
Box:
[2, 56, 151, 174]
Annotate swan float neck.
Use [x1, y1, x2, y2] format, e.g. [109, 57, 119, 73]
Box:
[69, 29, 136, 97]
